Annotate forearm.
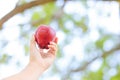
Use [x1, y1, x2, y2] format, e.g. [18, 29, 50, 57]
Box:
[4, 62, 44, 80]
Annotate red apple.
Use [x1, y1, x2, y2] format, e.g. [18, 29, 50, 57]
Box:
[35, 25, 56, 49]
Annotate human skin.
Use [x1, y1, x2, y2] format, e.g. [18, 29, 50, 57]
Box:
[3, 35, 58, 80]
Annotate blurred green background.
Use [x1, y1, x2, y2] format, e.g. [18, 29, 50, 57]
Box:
[0, 0, 120, 80]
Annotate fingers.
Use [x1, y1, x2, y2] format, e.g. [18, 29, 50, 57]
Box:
[48, 41, 57, 55]
[53, 37, 58, 44]
[30, 35, 58, 58]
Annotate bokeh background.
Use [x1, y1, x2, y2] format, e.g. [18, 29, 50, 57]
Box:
[0, 0, 120, 80]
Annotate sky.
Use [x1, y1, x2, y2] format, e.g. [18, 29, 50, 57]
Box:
[0, 0, 120, 80]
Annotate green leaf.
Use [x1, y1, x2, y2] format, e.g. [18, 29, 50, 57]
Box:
[111, 73, 120, 80]
[24, 45, 29, 56]
[0, 54, 10, 64]
[31, 11, 41, 21]
[43, 2, 56, 16]
[82, 70, 103, 80]
[56, 46, 62, 58]
[95, 35, 111, 49]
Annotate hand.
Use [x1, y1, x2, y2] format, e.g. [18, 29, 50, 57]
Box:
[3, 35, 58, 80]
[29, 35, 58, 71]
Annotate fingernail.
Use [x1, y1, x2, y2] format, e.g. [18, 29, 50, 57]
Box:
[50, 41, 52, 44]
[48, 45, 50, 47]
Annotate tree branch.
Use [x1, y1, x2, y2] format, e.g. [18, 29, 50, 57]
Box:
[0, 0, 54, 29]
[72, 44, 120, 72]
[62, 43, 120, 79]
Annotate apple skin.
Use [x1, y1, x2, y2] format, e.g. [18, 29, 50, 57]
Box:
[35, 25, 56, 49]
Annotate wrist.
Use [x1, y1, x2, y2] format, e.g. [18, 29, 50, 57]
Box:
[28, 62, 44, 75]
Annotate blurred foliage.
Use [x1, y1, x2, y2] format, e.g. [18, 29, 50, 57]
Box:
[0, 0, 120, 80]
[0, 54, 11, 64]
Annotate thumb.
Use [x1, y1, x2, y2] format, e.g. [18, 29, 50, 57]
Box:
[30, 35, 37, 53]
